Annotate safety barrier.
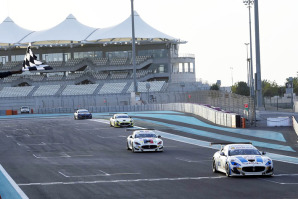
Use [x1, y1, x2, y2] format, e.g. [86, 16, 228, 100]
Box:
[293, 116, 298, 137]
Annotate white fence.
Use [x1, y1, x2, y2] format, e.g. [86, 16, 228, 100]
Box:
[293, 116, 298, 137]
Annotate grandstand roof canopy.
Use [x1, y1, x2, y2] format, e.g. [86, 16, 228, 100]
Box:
[0, 17, 32, 47]
[22, 14, 97, 45]
[87, 11, 177, 43]
[0, 12, 183, 48]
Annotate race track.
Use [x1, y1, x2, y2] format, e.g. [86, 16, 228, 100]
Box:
[0, 111, 297, 199]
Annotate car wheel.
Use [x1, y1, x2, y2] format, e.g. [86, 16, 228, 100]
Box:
[225, 163, 230, 177]
[110, 122, 112, 127]
[131, 143, 135, 153]
[74, 116, 76, 120]
[126, 142, 130, 150]
[212, 160, 218, 173]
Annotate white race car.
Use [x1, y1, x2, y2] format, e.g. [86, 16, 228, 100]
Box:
[212, 143, 274, 177]
[110, 113, 134, 127]
[127, 129, 163, 152]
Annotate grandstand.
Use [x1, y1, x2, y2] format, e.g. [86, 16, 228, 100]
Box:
[0, 11, 208, 112]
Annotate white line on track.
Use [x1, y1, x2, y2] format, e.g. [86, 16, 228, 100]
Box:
[33, 152, 93, 159]
[176, 158, 210, 163]
[18, 176, 226, 186]
[58, 170, 140, 178]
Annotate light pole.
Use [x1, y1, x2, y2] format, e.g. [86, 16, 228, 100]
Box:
[131, 0, 137, 93]
[243, 0, 254, 98]
[230, 67, 233, 86]
[254, 0, 263, 108]
[244, 43, 250, 87]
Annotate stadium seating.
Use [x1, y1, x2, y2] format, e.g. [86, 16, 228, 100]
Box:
[2, 75, 20, 83]
[33, 85, 61, 96]
[47, 75, 64, 81]
[66, 72, 83, 80]
[109, 57, 127, 66]
[92, 58, 108, 66]
[65, 58, 84, 66]
[2, 61, 22, 69]
[61, 84, 99, 95]
[0, 86, 34, 97]
[99, 82, 127, 94]
[110, 71, 128, 79]
[92, 72, 109, 80]
[127, 81, 165, 93]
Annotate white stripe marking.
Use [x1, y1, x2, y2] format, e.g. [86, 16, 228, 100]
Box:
[18, 176, 225, 186]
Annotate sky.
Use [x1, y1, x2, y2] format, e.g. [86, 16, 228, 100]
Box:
[1, 0, 298, 86]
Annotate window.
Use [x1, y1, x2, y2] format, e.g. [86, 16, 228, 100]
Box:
[179, 63, 183, 72]
[190, 63, 194, 72]
[184, 63, 189, 72]
[42, 53, 63, 62]
[11, 55, 24, 62]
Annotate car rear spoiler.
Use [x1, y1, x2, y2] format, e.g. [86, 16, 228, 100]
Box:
[109, 112, 128, 115]
[210, 142, 252, 146]
[126, 128, 155, 132]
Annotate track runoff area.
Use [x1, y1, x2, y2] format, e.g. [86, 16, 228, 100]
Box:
[0, 111, 298, 199]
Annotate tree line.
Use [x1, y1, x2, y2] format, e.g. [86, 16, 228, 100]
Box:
[210, 77, 298, 97]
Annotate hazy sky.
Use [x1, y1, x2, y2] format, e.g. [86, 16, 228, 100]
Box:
[1, 0, 298, 86]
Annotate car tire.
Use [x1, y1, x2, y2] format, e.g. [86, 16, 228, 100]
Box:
[74, 116, 76, 120]
[126, 142, 130, 150]
[212, 160, 218, 173]
[110, 122, 112, 127]
[131, 143, 135, 153]
[225, 163, 230, 177]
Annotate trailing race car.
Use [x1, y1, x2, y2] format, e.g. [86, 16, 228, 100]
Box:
[211, 142, 274, 177]
[110, 113, 134, 127]
[127, 129, 163, 152]
[74, 109, 92, 120]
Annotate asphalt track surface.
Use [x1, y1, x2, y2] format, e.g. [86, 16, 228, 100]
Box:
[0, 111, 298, 199]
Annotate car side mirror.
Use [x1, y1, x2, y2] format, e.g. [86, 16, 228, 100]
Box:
[158, 135, 161, 138]
[262, 151, 266, 155]
[129, 135, 133, 138]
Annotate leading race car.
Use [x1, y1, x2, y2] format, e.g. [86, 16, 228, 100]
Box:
[211, 142, 274, 177]
[74, 109, 92, 120]
[127, 129, 163, 152]
[110, 113, 134, 127]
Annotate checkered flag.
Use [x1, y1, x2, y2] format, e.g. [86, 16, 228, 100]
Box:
[22, 44, 53, 71]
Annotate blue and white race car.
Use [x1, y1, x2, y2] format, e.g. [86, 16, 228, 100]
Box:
[212, 143, 274, 177]
[127, 129, 163, 152]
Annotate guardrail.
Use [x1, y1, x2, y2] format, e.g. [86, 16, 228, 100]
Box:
[293, 116, 298, 137]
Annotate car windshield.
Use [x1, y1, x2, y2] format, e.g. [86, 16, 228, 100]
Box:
[116, 115, 129, 118]
[135, 134, 157, 138]
[229, 149, 261, 156]
[22, 107, 29, 109]
[79, 110, 89, 113]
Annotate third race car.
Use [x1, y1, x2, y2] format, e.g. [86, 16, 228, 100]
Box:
[110, 113, 134, 127]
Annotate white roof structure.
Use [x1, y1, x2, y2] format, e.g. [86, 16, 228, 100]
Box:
[21, 14, 97, 45]
[0, 12, 182, 47]
[87, 11, 178, 43]
[0, 17, 33, 46]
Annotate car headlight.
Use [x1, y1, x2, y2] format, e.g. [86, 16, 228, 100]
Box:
[158, 141, 162, 145]
[231, 162, 241, 167]
[265, 160, 272, 166]
[134, 142, 141, 145]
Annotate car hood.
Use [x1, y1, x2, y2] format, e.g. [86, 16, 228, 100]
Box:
[135, 138, 162, 144]
[230, 155, 269, 164]
[115, 118, 132, 122]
